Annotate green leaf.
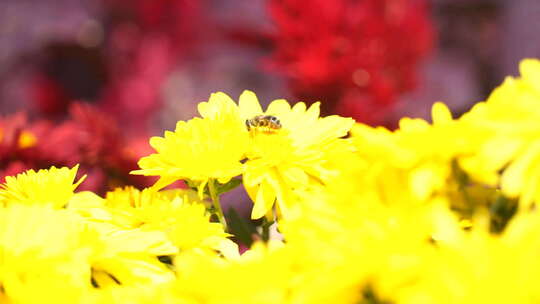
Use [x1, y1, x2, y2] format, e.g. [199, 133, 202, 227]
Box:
[261, 218, 275, 242]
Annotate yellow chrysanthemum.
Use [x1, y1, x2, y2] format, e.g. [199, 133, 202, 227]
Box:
[173, 242, 299, 304]
[348, 102, 476, 207]
[461, 59, 540, 209]
[238, 91, 354, 219]
[401, 210, 540, 304]
[0, 172, 177, 294]
[133, 90, 354, 219]
[102, 187, 238, 258]
[132, 92, 249, 196]
[89, 228, 176, 287]
[68, 186, 238, 260]
[496, 60, 540, 209]
[67, 190, 180, 288]
[0, 205, 96, 303]
[0, 165, 85, 208]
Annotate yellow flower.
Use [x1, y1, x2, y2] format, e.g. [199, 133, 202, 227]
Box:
[496, 60, 540, 209]
[400, 210, 540, 304]
[68, 190, 181, 288]
[0, 187, 176, 297]
[460, 59, 540, 209]
[89, 228, 176, 287]
[132, 92, 249, 197]
[501, 140, 540, 208]
[0, 165, 86, 208]
[0, 205, 96, 303]
[102, 187, 238, 258]
[238, 91, 354, 219]
[173, 242, 299, 304]
[133, 90, 354, 219]
[349, 102, 477, 207]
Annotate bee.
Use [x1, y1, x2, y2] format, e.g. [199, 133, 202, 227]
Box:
[245, 115, 282, 132]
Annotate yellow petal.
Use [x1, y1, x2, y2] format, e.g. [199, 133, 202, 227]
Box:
[501, 141, 540, 198]
[305, 102, 321, 121]
[251, 180, 276, 219]
[199, 92, 237, 119]
[520, 58, 540, 86]
[149, 135, 167, 150]
[150, 176, 179, 192]
[266, 99, 291, 116]
[282, 167, 308, 187]
[197, 179, 208, 200]
[204, 237, 240, 259]
[239, 90, 263, 119]
[291, 101, 307, 115]
[398, 117, 430, 132]
[431, 102, 453, 125]
[68, 191, 104, 208]
[409, 165, 440, 201]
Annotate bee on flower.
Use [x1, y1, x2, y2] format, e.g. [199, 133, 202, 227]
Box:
[245, 115, 282, 133]
[133, 90, 355, 220]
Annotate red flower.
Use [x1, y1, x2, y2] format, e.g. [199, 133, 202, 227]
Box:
[0, 104, 154, 193]
[267, 0, 434, 125]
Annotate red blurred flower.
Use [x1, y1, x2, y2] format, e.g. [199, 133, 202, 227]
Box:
[67, 103, 155, 192]
[0, 113, 71, 182]
[267, 0, 434, 125]
[0, 103, 154, 194]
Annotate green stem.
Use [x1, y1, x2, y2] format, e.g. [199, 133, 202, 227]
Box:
[261, 217, 273, 242]
[208, 179, 227, 230]
[262, 222, 269, 242]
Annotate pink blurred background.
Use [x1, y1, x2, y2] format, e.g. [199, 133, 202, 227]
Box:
[2, 0, 539, 126]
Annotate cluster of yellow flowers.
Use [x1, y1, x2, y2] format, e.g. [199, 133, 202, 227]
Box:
[2, 58, 540, 303]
